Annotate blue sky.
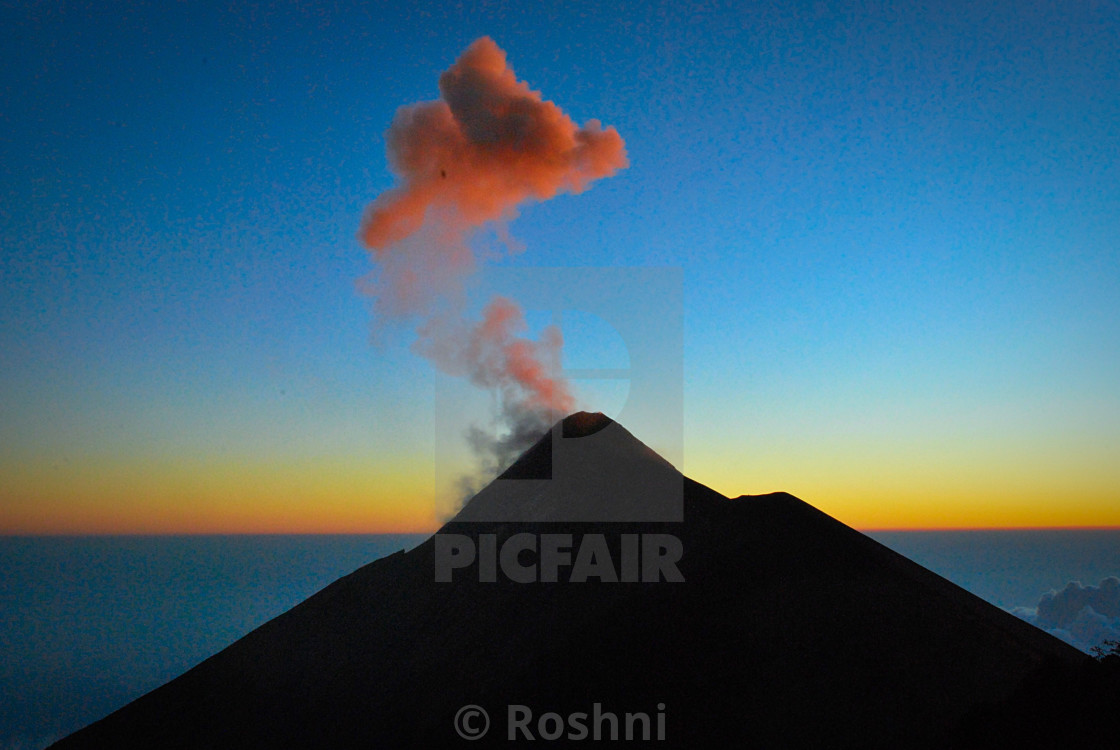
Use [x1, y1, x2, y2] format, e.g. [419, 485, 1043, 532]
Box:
[2, 0, 1118, 530]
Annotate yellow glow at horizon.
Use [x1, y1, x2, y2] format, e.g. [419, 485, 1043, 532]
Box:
[1, 455, 440, 535]
[687, 442, 1120, 530]
[4, 436, 1119, 533]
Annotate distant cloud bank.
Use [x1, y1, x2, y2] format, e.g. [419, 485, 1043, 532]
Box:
[1011, 577, 1120, 653]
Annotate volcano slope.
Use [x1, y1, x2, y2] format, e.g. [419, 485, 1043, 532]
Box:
[53, 412, 1089, 748]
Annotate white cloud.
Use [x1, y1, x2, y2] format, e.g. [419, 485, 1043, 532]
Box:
[1011, 577, 1120, 653]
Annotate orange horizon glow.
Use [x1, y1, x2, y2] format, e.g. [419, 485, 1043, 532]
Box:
[5, 520, 1119, 535]
[0, 454, 440, 536]
[854, 524, 1120, 532]
[5, 481, 1118, 535]
[5, 475, 1118, 535]
[4, 439, 1117, 534]
[0, 511, 440, 536]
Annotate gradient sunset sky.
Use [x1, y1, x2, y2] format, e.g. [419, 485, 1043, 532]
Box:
[2, 0, 1118, 533]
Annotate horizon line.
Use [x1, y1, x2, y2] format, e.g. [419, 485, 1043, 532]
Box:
[4, 525, 1120, 537]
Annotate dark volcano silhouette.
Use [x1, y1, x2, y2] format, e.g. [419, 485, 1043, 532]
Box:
[53, 412, 1090, 748]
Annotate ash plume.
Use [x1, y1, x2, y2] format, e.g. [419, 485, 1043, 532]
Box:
[359, 37, 627, 479]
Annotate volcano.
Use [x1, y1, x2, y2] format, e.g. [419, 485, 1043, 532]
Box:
[53, 412, 1092, 748]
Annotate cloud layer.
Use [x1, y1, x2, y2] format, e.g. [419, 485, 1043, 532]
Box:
[1012, 577, 1120, 653]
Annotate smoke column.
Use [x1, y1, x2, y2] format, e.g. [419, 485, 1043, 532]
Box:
[359, 37, 627, 479]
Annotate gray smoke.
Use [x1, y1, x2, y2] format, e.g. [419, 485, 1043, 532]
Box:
[456, 399, 555, 502]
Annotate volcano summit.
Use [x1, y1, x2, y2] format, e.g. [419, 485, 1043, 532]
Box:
[53, 413, 1093, 748]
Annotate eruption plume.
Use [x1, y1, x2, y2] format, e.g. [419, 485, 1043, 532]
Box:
[359, 37, 627, 479]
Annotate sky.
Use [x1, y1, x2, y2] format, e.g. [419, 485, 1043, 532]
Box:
[2, 0, 1118, 533]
